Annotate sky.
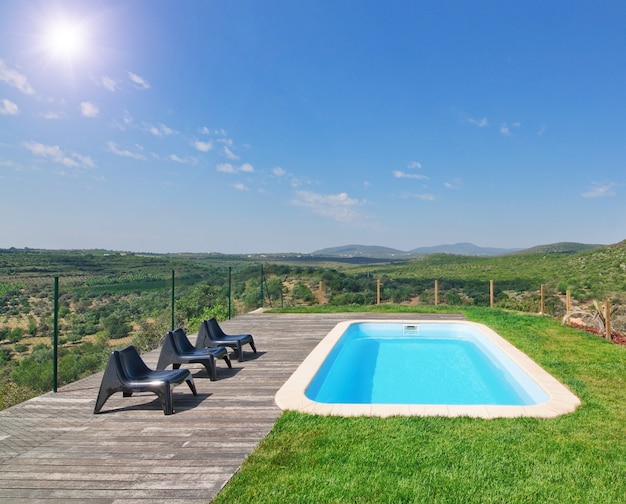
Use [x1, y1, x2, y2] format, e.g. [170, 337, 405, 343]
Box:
[1, 0, 625, 254]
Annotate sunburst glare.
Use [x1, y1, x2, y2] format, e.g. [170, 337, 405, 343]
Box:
[43, 17, 88, 62]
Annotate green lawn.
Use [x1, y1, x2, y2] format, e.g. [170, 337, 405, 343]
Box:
[213, 308, 626, 503]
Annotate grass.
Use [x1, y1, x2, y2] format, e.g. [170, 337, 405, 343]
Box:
[213, 308, 626, 503]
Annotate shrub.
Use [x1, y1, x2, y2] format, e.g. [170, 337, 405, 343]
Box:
[12, 357, 53, 392]
[132, 315, 169, 353]
[8, 328, 23, 343]
[0, 347, 11, 363]
[14, 343, 28, 353]
[102, 314, 132, 339]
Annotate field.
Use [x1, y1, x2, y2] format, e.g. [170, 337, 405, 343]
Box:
[0, 240, 625, 409]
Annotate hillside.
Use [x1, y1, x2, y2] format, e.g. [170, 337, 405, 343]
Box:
[314, 242, 523, 258]
[514, 242, 603, 255]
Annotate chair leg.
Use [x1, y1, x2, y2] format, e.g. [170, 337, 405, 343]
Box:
[185, 376, 197, 395]
[249, 339, 257, 353]
[94, 353, 122, 414]
[236, 342, 244, 362]
[207, 355, 217, 381]
[161, 384, 174, 415]
[223, 354, 232, 369]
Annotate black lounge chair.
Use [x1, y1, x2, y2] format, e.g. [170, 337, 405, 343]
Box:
[197, 317, 257, 362]
[94, 345, 197, 415]
[156, 328, 232, 381]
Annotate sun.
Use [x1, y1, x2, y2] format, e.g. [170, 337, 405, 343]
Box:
[43, 17, 88, 61]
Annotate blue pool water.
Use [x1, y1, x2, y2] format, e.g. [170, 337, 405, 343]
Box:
[305, 322, 549, 405]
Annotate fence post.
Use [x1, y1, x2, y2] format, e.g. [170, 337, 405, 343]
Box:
[377, 279, 381, 305]
[605, 299, 611, 340]
[228, 266, 232, 319]
[434, 279, 438, 306]
[318, 281, 323, 304]
[566, 289, 571, 312]
[259, 264, 264, 308]
[170, 270, 175, 330]
[540, 284, 545, 315]
[52, 276, 59, 393]
[490, 280, 494, 308]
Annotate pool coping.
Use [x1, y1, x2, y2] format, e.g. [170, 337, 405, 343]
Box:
[275, 319, 581, 419]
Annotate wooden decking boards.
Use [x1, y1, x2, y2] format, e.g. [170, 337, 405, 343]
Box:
[0, 312, 464, 503]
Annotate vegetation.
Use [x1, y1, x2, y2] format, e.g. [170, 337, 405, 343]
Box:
[0, 240, 625, 409]
[213, 308, 626, 503]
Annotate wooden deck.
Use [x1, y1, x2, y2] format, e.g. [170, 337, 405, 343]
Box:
[0, 312, 465, 503]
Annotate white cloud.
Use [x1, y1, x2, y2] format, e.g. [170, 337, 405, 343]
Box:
[168, 154, 196, 164]
[290, 190, 365, 223]
[537, 125, 547, 136]
[234, 182, 249, 191]
[80, 101, 99, 117]
[407, 161, 422, 169]
[42, 110, 67, 119]
[148, 123, 176, 137]
[217, 137, 234, 147]
[193, 140, 212, 152]
[127, 71, 150, 90]
[273, 166, 286, 176]
[393, 170, 428, 180]
[0, 98, 18, 115]
[0, 60, 35, 94]
[217, 162, 254, 173]
[100, 75, 118, 92]
[468, 117, 488, 127]
[22, 141, 95, 168]
[404, 192, 437, 201]
[217, 163, 236, 173]
[73, 153, 96, 169]
[582, 182, 616, 198]
[107, 141, 146, 160]
[223, 146, 239, 160]
[200, 126, 228, 137]
[500, 122, 521, 136]
[444, 178, 462, 189]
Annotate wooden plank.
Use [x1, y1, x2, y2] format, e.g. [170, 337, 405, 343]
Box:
[0, 312, 464, 503]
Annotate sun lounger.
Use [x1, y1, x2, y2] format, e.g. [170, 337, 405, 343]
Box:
[157, 328, 232, 381]
[94, 345, 197, 415]
[196, 317, 257, 362]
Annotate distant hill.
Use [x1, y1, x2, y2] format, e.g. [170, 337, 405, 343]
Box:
[515, 242, 603, 255]
[311, 245, 410, 258]
[408, 242, 521, 256]
[312, 242, 520, 258]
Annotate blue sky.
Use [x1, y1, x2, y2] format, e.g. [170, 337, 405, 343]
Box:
[1, 1, 625, 254]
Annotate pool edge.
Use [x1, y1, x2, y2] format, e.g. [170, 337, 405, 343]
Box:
[274, 319, 581, 419]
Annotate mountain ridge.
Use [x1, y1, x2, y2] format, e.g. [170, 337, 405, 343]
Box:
[312, 242, 602, 258]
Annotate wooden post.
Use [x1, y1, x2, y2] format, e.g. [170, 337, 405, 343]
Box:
[490, 280, 494, 308]
[434, 279, 438, 306]
[540, 284, 545, 315]
[605, 299, 611, 340]
[377, 279, 381, 305]
[566, 289, 571, 312]
[318, 281, 323, 304]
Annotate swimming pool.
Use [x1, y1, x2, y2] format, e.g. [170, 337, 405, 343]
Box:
[275, 320, 580, 418]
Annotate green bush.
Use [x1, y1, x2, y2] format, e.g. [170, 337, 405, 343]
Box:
[12, 357, 53, 392]
[0, 347, 11, 363]
[8, 328, 23, 343]
[102, 313, 132, 339]
[14, 343, 28, 353]
[132, 318, 167, 353]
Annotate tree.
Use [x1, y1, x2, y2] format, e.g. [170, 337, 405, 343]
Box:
[102, 313, 132, 339]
